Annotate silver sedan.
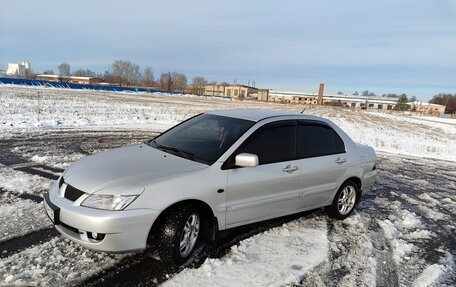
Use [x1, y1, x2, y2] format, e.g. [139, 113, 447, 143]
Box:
[43, 110, 376, 265]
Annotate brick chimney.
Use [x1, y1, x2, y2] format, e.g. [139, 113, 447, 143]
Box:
[317, 83, 324, 105]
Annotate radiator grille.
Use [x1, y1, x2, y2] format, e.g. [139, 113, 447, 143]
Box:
[64, 184, 85, 201]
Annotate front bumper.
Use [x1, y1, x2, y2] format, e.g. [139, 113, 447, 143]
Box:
[43, 183, 160, 252]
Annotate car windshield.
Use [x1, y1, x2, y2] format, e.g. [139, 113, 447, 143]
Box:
[147, 113, 255, 165]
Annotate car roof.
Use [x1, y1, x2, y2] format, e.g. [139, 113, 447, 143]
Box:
[206, 109, 325, 122]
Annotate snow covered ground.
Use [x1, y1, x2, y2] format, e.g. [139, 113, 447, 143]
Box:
[0, 85, 455, 286]
[1, 85, 455, 161]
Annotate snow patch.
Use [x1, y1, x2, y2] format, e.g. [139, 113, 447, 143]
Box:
[163, 218, 328, 287]
[0, 237, 126, 286]
[413, 264, 445, 287]
[0, 199, 51, 242]
[0, 168, 51, 195]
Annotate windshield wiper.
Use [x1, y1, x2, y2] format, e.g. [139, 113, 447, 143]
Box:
[147, 139, 158, 147]
[156, 144, 196, 160]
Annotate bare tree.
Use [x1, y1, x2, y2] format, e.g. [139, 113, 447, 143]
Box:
[171, 72, 187, 91]
[142, 66, 155, 87]
[111, 60, 142, 86]
[58, 63, 71, 77]
[24, 69, 36, 79]
[368, 92, 376, 97]
[191, 76, 208, 94]
[220, 82, 230, 86]
[43, 69, 55, 75]
[158, 72, 173, 91]
[337, 91, 344, 95]
[72, 69, 96, 77]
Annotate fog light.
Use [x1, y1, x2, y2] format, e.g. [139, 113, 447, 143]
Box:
[88, 232, 105, 240]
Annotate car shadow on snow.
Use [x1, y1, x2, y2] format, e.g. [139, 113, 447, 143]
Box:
[80, 209, 321, 287]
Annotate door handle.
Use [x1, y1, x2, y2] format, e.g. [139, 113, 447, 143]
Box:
[283, 165, 299, 173]
[335, 157, 347, 164]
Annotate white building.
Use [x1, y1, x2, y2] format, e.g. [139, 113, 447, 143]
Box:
[268, 90, 318, 104]
[6, 61, 31, 77]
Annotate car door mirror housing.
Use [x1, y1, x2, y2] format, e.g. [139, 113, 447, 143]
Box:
[235, 153, 259, 167]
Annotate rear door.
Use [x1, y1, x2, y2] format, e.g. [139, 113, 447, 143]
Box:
[224, 120, 302, 226]
[297, 121, 349, 208]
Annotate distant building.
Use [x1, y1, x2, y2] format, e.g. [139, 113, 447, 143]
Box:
[204, 84, 226, 97]
[224, 85, 258, 99]
[268, 90, 317, 104]
[0, 66, 6, 76]
[256, 89, 269, 101]
[36, 74, 104, 85]
[322, 94, 398, 110]
[410, 101, 446, 115]
[6, 61, 31, 77]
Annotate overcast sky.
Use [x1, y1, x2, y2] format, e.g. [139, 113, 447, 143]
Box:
[1, 0, 455, 100]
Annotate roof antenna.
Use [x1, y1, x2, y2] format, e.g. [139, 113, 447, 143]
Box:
[300, 107, 306, 113]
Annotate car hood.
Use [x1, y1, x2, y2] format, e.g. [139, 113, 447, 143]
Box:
[63, 144, 207, 194]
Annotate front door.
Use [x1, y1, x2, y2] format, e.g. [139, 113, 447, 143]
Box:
[225, 121, 302, 226]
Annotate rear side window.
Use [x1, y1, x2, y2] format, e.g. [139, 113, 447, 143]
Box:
[298, 123, 345, 158]
[235, 122, 296, 165]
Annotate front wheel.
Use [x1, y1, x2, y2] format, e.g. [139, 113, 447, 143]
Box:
[158, 205, 202, 265]
[329, 181, 359, 220]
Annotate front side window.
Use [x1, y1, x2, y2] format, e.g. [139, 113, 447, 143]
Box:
[149, 114, 254, 165]
[297, 123, 345, 159]
[234, 121, 296, 165]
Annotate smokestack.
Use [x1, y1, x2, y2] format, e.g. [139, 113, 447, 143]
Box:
[317, 83, 324, 105]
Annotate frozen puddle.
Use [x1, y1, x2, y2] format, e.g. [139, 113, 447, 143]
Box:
[163, 218, 328, 287]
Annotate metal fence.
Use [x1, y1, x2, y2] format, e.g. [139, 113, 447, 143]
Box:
[0, 77, 185, 95]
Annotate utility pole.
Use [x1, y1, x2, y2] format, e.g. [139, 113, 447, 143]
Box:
[37, 91, 42, 124]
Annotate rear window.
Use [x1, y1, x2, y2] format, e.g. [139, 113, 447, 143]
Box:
[297, 123, 345, 158]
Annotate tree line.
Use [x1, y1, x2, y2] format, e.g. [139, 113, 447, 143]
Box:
[11, 60, 456, 111]
[52, 60, 212, 93]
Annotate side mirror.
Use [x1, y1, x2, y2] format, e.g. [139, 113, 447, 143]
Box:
[235, 153, 259, 167]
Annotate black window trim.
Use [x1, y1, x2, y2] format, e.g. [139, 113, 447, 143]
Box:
[296, 119, 347, 159]
[222, 120, 298, 170]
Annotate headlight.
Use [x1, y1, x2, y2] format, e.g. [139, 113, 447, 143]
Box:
[81, 194, 138, 211]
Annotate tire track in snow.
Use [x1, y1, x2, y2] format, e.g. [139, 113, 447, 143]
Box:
[0, 187, 43, 203]
[1, 127, 455, 286]
[0, 227, 58, 259]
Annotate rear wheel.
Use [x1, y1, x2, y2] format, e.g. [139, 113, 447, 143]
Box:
[329, 180, 359, 220]
[158, 205, 202, 265]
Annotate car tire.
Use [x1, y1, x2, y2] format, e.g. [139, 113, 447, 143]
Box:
[158, 205, 202, 265]
[329, 180, 359, 220]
